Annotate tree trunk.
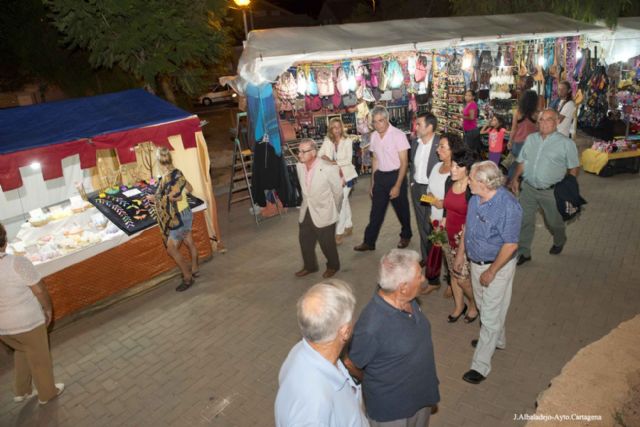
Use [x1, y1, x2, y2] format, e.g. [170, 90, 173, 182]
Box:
[159, 75, 177, 104]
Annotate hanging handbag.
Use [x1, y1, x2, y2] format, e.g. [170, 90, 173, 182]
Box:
[296, 68, 307, 97]
[336, 67, 350, 95]
[307, 69, 319, 96]
[317, 68, 335, 97]
[342, 92, 358, 107]
[378, 61, 389, 91]
[414, 55, 429, 83]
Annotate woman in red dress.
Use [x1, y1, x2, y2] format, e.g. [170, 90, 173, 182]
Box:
[443, 148, 479, 323]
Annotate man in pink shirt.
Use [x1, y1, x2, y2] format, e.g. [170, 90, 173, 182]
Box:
[355, 106, 412, 251]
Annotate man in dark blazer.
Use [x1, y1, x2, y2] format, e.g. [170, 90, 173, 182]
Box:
[410, 113, 441, 289]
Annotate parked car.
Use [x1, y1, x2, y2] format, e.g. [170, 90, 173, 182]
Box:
[198, 84, 237, 106]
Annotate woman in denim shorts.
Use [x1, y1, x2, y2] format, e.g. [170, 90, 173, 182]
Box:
[149, 148, 199, 292]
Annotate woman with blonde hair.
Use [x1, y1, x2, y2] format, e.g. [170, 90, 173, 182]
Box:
[148, 147, 199, 291]
[318, 117, 358, 245]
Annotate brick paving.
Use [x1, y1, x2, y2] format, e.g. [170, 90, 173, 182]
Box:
[2, 156, 639, 426]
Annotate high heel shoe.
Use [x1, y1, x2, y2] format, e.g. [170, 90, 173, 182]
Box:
[447, 304, 467, 323]
[464, 311, 479, 323]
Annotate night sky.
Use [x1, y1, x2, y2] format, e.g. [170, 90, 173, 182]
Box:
[268, 0, 328, 17]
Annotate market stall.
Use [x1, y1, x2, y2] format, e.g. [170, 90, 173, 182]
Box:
[0, 89, 222, 321]
[232, 12, 618, 189]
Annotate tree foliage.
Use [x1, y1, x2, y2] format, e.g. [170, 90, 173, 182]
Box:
[0, 0, 136, 94]
[448, 0, 639, 27]
[45, 0, 233, 102]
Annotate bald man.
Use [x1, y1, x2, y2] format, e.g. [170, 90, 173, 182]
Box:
[510, 109, 579, 265]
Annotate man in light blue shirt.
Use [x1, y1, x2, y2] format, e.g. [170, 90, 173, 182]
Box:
[510, 109, 580, 265]
[275, 280, 368, 427]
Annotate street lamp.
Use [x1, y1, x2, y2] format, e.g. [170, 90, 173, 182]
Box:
[233, 0, 251, 39]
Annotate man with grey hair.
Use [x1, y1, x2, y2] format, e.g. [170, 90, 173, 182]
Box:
[354, 106, 412, 252]
[275, 280, 368, 427]
[510, 109, 579, 265]
[456, 160, 522, 384]
[295, 139, 343, 278]
[345, 249, 440, 426]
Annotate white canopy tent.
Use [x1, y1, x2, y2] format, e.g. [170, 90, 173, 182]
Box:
[590, 17, 640, 64]
[235, 12, 609, 91]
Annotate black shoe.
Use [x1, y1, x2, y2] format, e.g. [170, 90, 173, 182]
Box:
[175, 278, 194, 292]
[354, 243, 375, 251]
[447, 304, 467, 323]
[516, 255, 531, 266]
[462, 369, 486, 384]
[471, 339, 504, 350]
[549, 244, 564, 255]
[397, 238, 411, 249]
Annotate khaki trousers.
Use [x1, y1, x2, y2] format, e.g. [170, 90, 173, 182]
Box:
[1, 323, 58, 401]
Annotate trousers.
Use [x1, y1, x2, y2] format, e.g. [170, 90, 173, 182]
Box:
[518, 181, 566, 258]
[368, 406, 431, 427]
[336, 185, 353, 235]
[410, 183, 439, 284]
[299, 211, 340, 271]
[469, 258, 517, 377]
[364, 170, 412, 247]
[0, 323, 58, 401]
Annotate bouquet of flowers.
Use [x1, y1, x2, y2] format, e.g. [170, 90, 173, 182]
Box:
[427, 220, 447, 247]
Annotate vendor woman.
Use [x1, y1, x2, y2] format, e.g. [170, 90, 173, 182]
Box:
[462, 89, 481, 155]
[148, 147, 199, 292]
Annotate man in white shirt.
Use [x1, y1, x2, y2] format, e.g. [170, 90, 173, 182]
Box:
[409, 113, 441, 288]
[556, 81, 576, 138]
[275, 280, 368, 427]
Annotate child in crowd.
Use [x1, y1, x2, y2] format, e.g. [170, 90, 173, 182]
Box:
[481, 115, 506, 166]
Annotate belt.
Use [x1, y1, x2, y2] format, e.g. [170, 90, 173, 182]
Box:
[376, 169, 399, 175]
[470, 259, 494, 265]
[525, 181, 555, 191]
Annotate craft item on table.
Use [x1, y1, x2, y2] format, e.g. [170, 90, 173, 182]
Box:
[63, 224, 84, 236]
[28, 208, 49, 227]
[37, 235, 54, 246]
[105, 186, 120, 195]
[89, 213, 109, 230]
[10, 242, 26, 256]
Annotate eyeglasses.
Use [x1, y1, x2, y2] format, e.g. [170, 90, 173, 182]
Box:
[298, 148, 315, 154]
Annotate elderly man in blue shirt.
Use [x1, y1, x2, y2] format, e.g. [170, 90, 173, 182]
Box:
[275, 280, 368, 427]
[510, 109, 580, 265]
[345, 249, 440, 426]
[455, 161, 522, 384]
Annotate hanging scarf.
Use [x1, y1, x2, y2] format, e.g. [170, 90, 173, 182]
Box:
[155, 168, 188, 246]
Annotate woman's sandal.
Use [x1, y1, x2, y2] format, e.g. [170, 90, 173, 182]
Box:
[464, 312, 480, 324]
[175, 278, 194, 292]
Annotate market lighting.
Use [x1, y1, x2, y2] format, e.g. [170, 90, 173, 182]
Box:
[462, 55, 472, 70]
[233, 0, 250, 5]
[30, 162, 41, 170]
[576, 50, 583, 60]
[538, 55, 545, 67]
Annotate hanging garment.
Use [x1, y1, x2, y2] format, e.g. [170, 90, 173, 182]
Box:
[246, 84, 282, 156]
[251, 142, 292, 207]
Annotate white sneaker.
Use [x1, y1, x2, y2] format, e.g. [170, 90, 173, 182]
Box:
[13, 390, 37, 403]
[38, 383, 65, 405]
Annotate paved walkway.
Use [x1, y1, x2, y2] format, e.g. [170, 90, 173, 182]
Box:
[2, 162, 639, 426]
